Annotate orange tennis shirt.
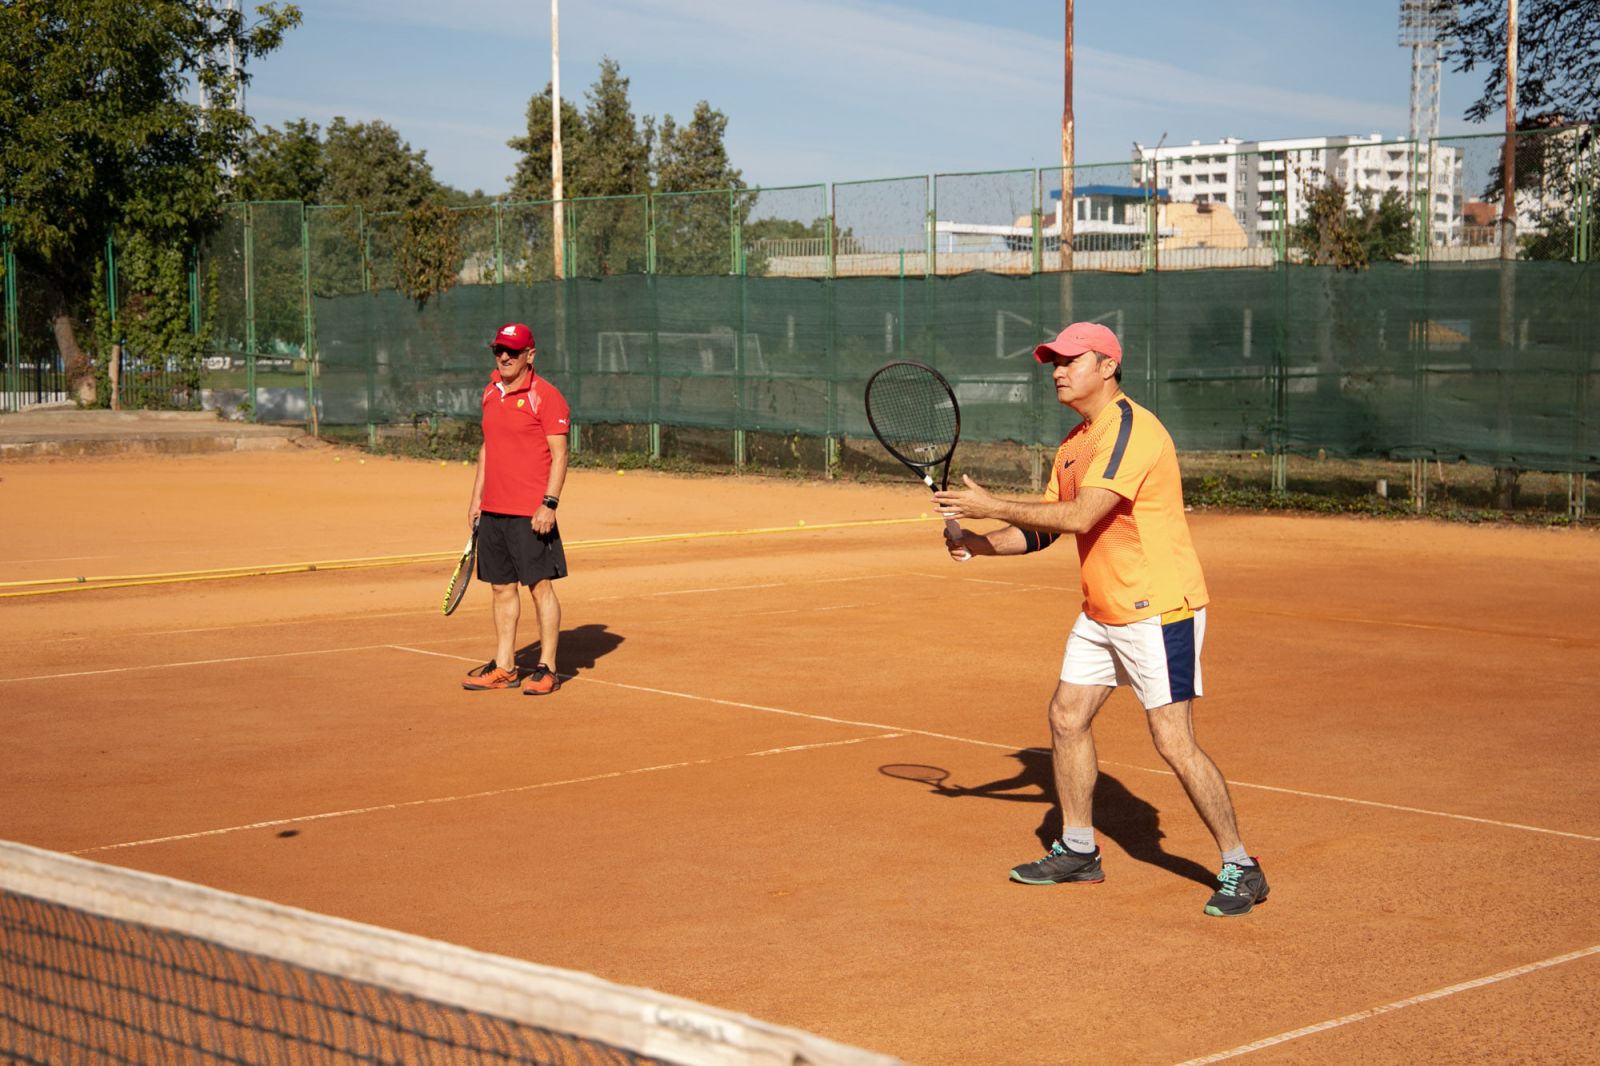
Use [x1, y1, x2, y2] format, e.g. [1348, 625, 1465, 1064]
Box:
[1043, 392, 1209, 624]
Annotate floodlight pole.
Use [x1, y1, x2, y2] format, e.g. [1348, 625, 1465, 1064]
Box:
[552, 0, 565, 279]
[1500, 0, 1517, 261]
[1060, 0, 1074, 273]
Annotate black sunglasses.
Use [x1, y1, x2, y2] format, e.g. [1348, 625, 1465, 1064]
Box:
[492, 346, 530, 358]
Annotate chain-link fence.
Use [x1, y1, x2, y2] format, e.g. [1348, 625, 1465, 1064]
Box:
[4, 128, 1595, 501]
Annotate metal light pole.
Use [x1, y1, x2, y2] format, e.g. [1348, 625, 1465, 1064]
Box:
[1500, 0, 1517, 261]
[551, 0, 565, 279]
[1060, 0, 1074, 273]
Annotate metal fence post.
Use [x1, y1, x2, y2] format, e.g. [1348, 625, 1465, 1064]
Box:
[300, 204, 318, 436]
[2, 210, 19, 413]
[244, 202, 257, 422]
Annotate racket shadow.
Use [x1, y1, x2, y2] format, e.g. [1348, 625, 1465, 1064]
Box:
[890, 748, 1215, 889]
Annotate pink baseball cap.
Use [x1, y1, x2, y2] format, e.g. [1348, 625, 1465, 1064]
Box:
[1034, 322, 1122, 364]
[489, 322, 535, 352]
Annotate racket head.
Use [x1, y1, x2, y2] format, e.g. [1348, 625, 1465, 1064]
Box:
[878, 763, 951, 788]
[864, 361, 960, 479]
[441, 529, 478, 616]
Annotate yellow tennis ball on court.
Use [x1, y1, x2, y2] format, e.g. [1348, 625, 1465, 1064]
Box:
[358, 459, 365, 465]
[334, 456, 341, 462]
[616, 469, 625, 476]
[798, 519, 806, 525]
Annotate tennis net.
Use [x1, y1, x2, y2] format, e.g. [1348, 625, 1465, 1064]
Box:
[0, 840, 901, 1065]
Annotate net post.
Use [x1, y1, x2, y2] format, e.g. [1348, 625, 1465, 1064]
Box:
[1271, 452, 1287, 494]
[3, 206, 19, 413]
[1410, 458, 1428, 513]
[1569, 473, 1587, 521]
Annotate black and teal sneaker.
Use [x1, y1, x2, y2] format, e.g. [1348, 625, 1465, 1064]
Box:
[1009, 841, 1104, 885]
[1204, 860, 1269, 916]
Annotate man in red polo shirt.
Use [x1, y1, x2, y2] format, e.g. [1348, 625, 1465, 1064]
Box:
[461, 322, 572, 696]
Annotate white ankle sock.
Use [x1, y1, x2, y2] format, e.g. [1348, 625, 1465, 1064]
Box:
[1062, 827, 1096, 854]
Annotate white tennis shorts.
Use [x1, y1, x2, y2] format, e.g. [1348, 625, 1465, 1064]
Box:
[1059, 608, 1206, 710]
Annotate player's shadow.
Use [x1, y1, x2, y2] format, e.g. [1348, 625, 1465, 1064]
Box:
[512, 623, 624, 676]
[899, 748, 1215, 888]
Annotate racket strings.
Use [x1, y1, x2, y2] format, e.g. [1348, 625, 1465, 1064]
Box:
[865, 364, 958, 467]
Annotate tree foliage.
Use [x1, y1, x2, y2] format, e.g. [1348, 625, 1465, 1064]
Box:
[321, 117, 440, 215]
[234, 118, 325, 203]
[393, 200, 462, 308]
[506, 59, 745, 276]
[0, 0, 300, 396]
[1293, 179, 1415, 270]
[1444, 0, 1599, 124]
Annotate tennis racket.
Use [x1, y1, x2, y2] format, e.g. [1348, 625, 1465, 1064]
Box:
[441, 523, 478, 616]
[864, 360, 970, 560]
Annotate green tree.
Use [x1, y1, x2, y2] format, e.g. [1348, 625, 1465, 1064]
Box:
[321, 117, 440, 215]
[650, 102, 745, 274]
[1292, 180, 1414, 269]
[393, 200, 462, 308]
[235, 118, 325, 203]
[0, 0, 300, 399]
[574, 58, 649, 198]
[507, 84, 585, 203]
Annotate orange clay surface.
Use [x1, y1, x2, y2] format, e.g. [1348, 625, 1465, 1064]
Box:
[1, 448, 1597, 1065]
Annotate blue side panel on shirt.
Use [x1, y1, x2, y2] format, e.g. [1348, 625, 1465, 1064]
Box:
[1102, 399, 1134, 479]
[1161, 615, 1197, 703]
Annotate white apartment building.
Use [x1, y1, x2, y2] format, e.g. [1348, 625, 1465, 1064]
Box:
[1132, 135, 1464, 246]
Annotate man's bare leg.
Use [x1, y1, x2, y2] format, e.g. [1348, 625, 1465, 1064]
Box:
[491, 582, 521, 672]
[1145, 699, 1242, 852]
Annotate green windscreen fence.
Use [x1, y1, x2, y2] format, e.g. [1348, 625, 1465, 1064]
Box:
[311, 262, 1598, 470]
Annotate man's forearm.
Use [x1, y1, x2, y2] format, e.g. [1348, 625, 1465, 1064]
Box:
[985, 496, 1100, 535]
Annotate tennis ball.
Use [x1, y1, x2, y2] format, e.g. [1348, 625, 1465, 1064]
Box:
[333, 456, 341, 462]
[358, 459, 365, 465]
[797, 519, 806, 526]
[616, 469, 625, 476]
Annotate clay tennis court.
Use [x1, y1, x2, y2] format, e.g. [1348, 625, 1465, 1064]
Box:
[2, 447, 1597, 1064]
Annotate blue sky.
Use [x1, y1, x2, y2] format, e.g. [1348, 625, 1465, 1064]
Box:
[243, 0, 1497, 195]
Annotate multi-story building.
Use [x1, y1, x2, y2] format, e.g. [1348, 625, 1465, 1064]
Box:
[1132, 134, 1464, 248]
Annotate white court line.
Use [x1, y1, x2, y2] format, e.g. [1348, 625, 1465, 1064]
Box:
[74, 733, 902, 855]
[0, 642, 403, 683]
[653, 582, 782, 596]
[1172, 944, 1600, 1065]
[1095, 759, 1600, 843]
[13, 639, 1596, 846]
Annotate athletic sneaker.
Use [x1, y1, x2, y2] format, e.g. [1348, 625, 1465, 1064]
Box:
[461, 665, 519, 691]
[1204, 860, 1269, 917]
[1009, 841, 1104, 885]
[522, 663, 560, 696]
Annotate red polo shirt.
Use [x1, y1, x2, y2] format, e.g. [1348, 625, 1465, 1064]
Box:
[480, 371, 571, 516]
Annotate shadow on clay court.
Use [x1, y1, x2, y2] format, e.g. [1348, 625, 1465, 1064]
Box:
[464, 624, 625, 678]
[882, 748, 1215, 888]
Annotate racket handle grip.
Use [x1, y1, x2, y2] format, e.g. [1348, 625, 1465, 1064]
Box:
[943, 517, 972, 562]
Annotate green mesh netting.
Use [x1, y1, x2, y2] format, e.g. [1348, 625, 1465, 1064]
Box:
[309, 263, 1597, 470]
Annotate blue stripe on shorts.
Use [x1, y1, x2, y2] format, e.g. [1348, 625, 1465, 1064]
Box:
[1161, 616, 1197, 703]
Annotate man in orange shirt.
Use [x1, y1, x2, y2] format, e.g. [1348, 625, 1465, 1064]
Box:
[932, 321, 1267, 917]
[461, 323, 571, 697]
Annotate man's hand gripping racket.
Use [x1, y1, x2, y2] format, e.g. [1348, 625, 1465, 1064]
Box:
[864, 360, 972, 560]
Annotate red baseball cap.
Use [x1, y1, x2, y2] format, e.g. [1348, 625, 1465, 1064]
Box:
[1034, 321, 1122, 364]
[489, 323, 535, 353]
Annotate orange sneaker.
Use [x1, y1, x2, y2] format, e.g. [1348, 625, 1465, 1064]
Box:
[462, 664, 519, 691]
[522, 663, 561, 696]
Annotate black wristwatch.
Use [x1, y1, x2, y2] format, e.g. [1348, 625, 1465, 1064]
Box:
[542, 495, 560, 511]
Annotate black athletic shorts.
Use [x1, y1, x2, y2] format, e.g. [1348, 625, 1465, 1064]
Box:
[476, 512, 568, 586]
